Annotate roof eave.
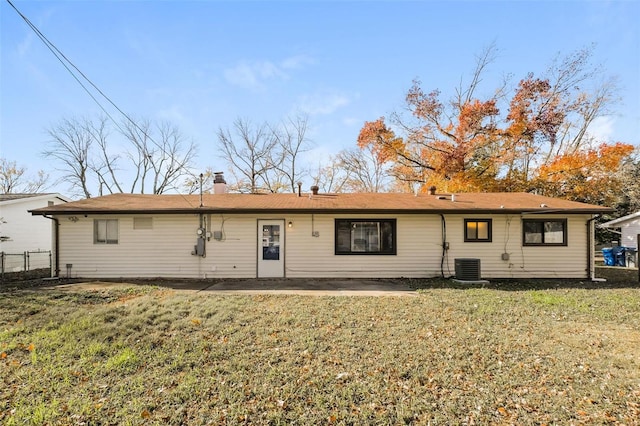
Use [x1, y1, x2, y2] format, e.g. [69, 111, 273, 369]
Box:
[600, 210, 640, 227]
[30, 207, 612, 216]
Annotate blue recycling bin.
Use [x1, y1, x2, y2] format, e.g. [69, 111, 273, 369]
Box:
[612, 246, 626, 267]
[602, 247, 614, 266]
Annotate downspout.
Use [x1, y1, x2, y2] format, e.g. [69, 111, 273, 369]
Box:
[199, 213, 206, 258]
[440, 214, 447, 278]
[43, 215, 60, 277]
[586, 215, 600, 281]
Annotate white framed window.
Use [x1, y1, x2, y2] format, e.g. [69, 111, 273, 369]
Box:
[94, 219, 118, 244]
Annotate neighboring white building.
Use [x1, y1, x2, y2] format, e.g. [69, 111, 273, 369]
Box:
[600, 211, 640, 249]
[600, 212, 640, 267]
[30, 187, 611, 281]
[1, 193, 71, 254]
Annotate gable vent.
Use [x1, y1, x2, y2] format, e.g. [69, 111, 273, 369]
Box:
[454, 258, 481, 281]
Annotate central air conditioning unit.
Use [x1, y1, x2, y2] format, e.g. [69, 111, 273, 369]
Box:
[454, 258, 481, 281]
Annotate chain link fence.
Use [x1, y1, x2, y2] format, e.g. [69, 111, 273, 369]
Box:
[1, 250, 52, 281]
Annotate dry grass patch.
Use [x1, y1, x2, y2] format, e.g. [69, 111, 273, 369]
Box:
[1, 286, 639, 425]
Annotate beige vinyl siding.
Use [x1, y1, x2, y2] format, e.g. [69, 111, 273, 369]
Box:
[59, 214, 221, 278]
[445, 214, 591, 279]
[283, 214, 442, 278]
[206, 215, 260, 278]
[281, 213, 591, 279]
[55, 212, 593, 279]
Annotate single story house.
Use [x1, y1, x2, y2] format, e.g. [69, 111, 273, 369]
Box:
[1, 193, 71, 254]
[30, 185, 611, 280]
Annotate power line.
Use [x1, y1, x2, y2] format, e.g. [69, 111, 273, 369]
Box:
[6, 0, 127, 133]
[5, 0, 201, 186]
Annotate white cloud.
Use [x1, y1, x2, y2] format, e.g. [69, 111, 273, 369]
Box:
[16, 7, 54, 58]
[587, 116, 615, 142]
[280, 54, 314, 70]
[342, 116, 360, 126]
[157, 105, 186, 123]
[17, 32, 34, 58]
[297, 91, 350, 116]
[223, 55, 313, 90]
[223, 61, 283, 90]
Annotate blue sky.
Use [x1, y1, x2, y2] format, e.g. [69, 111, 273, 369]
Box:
[1, 0, 639, 197]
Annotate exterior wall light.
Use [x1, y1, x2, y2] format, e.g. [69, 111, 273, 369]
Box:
[288, 221, 293, 228]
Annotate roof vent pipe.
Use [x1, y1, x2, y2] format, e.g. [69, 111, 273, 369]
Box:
[310, 185, 319, 195]
[428, 186, 436, 195]
[213, 172, 227, 194]
[297, 182, 302, 197]
[199, 173, 204, 207]
[451, 194, 456, 202]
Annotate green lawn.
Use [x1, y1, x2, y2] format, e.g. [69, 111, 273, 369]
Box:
[1, 285, 639, 425]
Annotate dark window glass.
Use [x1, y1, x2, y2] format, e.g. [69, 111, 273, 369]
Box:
[335, 219, 396, 255]
[262, 225, 280, 260]
[523, 219, 567, 246]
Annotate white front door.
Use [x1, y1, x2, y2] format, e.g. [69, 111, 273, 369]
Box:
[257, 220, 285, 278]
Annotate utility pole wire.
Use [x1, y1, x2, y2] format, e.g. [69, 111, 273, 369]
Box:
[5, 0, 200, 183]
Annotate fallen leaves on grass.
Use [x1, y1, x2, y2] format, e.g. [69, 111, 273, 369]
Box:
[1, 288, 639, 424]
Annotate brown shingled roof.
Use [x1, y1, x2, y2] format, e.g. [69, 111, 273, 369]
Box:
[29, 192, 612, 215]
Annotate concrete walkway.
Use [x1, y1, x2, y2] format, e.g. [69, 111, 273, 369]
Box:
[47, 278, 418, 296]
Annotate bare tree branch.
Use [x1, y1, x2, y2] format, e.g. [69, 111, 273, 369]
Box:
[44, 115, 196, 196]
[217, 118, 280, 193]
[0, 158, 50, 194]
[271, 113, 313, 193]
[337, 147, 392, 192]
[44, 117, 93, 198]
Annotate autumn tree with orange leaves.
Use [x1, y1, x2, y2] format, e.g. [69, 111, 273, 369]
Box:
[533, 142, 634, 206]
[357, 44, 633, 203]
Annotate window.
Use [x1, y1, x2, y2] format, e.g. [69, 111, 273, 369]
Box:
[335, 219, 396, 255]
[523, 219, 567, 246]
[94, 219, 118, 244]
[464, 219, 492, 242]
[133, 217, 153, 230]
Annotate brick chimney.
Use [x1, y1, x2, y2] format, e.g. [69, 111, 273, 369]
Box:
[213, 172, 227, 194]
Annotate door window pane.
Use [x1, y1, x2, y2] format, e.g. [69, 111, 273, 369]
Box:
[262, 225, 280, 260]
